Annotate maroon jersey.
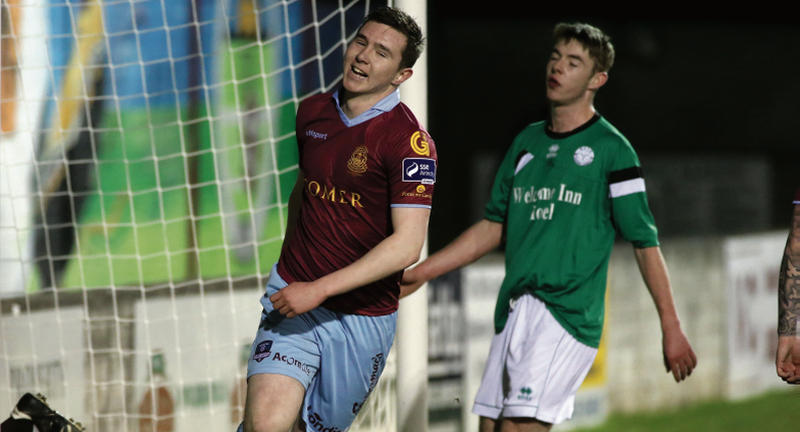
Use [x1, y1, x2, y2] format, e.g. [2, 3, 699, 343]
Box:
[277, 91, 437, 315]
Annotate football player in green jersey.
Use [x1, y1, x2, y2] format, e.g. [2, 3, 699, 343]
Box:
[402, 22, 697, 432]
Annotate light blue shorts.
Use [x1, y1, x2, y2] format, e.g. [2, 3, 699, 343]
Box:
[246, 265, 397, 431]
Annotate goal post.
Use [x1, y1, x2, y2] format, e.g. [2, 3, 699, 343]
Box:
[393, 0, 429, 431]
[0, 1, 428, 431]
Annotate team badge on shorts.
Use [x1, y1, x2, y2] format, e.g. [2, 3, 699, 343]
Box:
[253, 340, 273, 363]
[573, 146, 595, 166]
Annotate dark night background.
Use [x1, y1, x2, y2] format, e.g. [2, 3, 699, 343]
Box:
[423, 4, 799, 251]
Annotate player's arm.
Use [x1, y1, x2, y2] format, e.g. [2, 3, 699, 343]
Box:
[607, 143, 697, 382]
[776, 202, 800, 383]
[399, 133, 518, 298]
[399, 219, 503, 298]
[633, 246, 697, 382]
[270, 206, 430, 318]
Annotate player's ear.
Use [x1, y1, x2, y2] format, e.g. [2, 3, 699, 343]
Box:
[392, 68, 413, 87]
[589, 71, 608, 91]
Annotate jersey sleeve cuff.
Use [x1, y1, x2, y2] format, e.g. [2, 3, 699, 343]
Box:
[483, 212, 505, 223]
[390, 203, 432, 209]
[631, 238, 660, 249]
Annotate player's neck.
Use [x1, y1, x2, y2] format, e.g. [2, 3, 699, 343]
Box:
[548, 102, 597, 134]
[339, 87, 395, 119]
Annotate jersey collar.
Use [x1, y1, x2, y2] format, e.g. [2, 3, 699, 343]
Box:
[332, 88, 401, 128]
[545, 113, 601, 139]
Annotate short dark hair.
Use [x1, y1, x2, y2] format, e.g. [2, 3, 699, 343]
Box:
[359, 6, 424, 69]
[553, 22, 615, 73]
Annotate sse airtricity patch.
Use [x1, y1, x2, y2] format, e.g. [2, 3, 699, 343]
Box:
[402, 158, 436, 184]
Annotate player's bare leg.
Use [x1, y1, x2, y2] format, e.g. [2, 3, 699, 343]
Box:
[479, 416, 500, 432]
[292, 408, 306, 432]
[243, 373, 305, 432]
[501, 417, 552, 432]
[479, 416, 552, 432]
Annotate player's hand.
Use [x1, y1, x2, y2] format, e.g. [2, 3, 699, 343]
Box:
[399, 268, 425, 299]
[269, 281, 327, 318]
[661, 323, 697, 382]
[776, 335, 800, 384]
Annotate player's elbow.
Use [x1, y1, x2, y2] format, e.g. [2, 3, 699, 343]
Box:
[399, 247, 422, 269]
[395, 238, 425, 269]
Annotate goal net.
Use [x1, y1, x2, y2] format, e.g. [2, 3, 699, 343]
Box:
[0, 0, 400, 430]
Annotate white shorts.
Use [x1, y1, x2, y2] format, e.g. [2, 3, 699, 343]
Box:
[472, 294, 598, 425]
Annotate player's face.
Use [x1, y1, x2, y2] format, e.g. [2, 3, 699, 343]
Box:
[545, 39, 606, 106]
[342, 21, 412, 98]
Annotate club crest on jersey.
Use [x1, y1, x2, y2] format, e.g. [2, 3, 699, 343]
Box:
[347, 145, 368, 175]
[402, 158, 436, 184]
[410, 131, 431, 156]
[573, 146, 595, 166]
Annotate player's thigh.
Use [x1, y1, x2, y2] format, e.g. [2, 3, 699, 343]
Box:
[476, 414, 553, 432]
[479, 416, 500, 432]
[244, 373, 305, 432]
[503, 295, 596, 424]
[500, 417, 552, 432]
[301, 310, 396, 430]
[472, 297, 528, 420]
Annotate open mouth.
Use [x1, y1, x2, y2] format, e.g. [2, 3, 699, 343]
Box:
[547, 77, 559, 88]
[351, 65, 368, 78]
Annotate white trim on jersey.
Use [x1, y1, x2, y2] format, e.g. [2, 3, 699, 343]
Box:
[391, 203, 432, 209]
[514, 152, 534, 175]
[609, 178, 646, 198]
